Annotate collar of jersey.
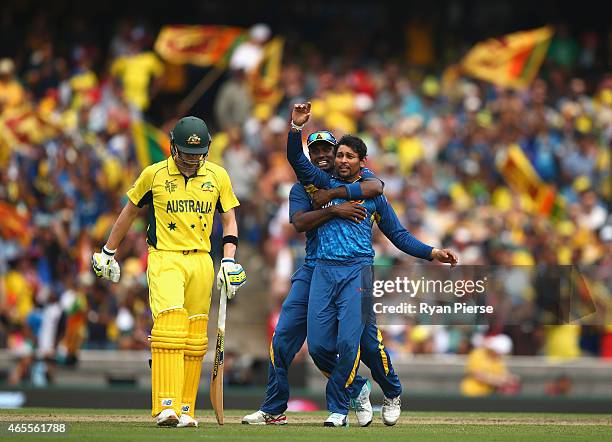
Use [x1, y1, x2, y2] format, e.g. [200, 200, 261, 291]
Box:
[167, 156, 208, 176]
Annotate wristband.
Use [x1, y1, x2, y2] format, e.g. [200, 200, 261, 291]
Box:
[102, 245, 116, 256]
[221, 258, 235, 263]
[290, 120, 304, 131]
[344, 182, 363, 200]
[222, 235, 239, 246]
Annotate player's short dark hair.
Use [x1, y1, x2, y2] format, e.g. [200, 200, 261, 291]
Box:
[336, 135, 367, 159]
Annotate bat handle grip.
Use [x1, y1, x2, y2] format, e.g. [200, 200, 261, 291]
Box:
[217, 287, 227, 331]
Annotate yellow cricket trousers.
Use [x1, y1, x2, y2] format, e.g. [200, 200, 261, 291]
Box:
[147, 249, 214, 318]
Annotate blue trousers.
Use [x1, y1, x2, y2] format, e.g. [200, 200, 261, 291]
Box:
[307, 260, 402, 414]
[260, 263, 401, 415]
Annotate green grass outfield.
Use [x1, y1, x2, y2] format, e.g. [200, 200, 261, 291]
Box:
[0, 408, 610, 441]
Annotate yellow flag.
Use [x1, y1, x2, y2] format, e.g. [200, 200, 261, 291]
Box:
[461, 26, 553, 90]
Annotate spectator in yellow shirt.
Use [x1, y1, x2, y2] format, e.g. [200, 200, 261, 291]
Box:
[3, 257, 36, 324]
[0, 59, 25, 114]
[461, 334, 519, 396]
[543, 325, 581, 360]
[68, 53, 98, 110]
[111, 39, 164, 111]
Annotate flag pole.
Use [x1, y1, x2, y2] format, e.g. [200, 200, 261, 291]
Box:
[176, 64, 226, 117]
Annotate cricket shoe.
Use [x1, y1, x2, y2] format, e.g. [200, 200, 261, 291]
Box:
[241, 410, 287, 425]
[350, 379, 373, 426]
[323, 413, 348, 427]
[381, 396, 401, 426]
[156, 409, 179, 427]
[177, 414, 198, 428]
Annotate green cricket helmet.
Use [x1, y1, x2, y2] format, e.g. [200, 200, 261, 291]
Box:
[170, 116, 212, 155]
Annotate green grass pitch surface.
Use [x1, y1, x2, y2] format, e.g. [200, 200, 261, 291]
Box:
[0, 409, 610, 441]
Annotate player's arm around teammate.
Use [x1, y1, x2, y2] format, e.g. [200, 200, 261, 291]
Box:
[292, 178, 383, 230]
[309, 178, 382, 210]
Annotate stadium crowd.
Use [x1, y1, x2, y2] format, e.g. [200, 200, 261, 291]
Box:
[0, 7, 610, 387]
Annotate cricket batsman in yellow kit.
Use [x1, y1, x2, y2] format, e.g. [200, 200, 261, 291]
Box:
[91, 116, 246, 428]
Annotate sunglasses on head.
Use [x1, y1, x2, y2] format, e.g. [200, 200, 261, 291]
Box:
[306, 131, 337, 147]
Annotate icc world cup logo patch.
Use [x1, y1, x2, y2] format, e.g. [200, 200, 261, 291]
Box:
[165, 179, 177, 193]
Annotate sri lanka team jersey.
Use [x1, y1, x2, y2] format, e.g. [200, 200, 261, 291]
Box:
[286, 130, 433, 263]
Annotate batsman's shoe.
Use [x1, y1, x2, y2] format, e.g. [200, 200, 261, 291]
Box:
[381, 396, 401, 426]
[156, 409, 179, 427]
[350, 379, 373, 427]
[241, 410, 287, 425]
[323, 413, 348, 427]
[177, 414, 198, 428]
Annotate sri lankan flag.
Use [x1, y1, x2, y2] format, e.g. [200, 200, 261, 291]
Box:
[0, 105, 59, 167]
[461, 26, 553, 90]
[154, 25, 246, 67]
[497, 143, 556, 215]
[0, 105, 59, 148]
[132, 121, 171, 168]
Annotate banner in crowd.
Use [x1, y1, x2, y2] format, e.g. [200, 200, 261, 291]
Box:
[154, 25, 246, 67]
[461, 26, 554, 89]
[132, 121, 171, 168]
[497, 143, 556, 215]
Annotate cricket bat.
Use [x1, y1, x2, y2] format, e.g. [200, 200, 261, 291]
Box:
[210, 285, 227, 425]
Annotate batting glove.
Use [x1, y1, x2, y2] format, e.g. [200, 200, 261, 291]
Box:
[216, 258, 246, 299]
[92, 246, 121, 283]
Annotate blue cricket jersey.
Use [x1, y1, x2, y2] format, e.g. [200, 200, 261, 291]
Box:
[287, 130, 433, 263]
